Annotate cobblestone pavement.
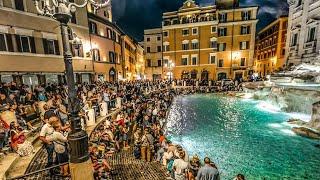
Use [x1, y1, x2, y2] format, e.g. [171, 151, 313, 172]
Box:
[108, 148, 167, 180]
[22, 147, 166, 180]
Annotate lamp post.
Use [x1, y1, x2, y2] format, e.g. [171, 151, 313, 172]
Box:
[32, 0, 110, 179]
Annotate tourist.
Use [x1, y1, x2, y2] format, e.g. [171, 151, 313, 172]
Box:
[50, 121, 69, 176]
[196, 157, 220, 180]
[39, 116, 56, 167]
[9, 121, 34, 156]
[0, 117, 9, 153]
[172, 151, 189, 180]
[233, 174, 245, 180]
[188, 155, 201, 180]
[56, 99, 68, 125]
[140, 128, 154, 162]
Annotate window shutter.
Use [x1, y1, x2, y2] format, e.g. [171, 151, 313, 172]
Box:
[6, 34, 14, 52]
[97, 50, 100, 61]
[42, 38, 48, 54]
[15, 35, 22, 52]
[30, 37, 36, 53]
[79, 45, 84, 57]
[246, 41, 250, 49]
[54, 40, 60, 55]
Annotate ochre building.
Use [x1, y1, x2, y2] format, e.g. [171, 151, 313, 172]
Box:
[0, 0, 144, 85]
[144, 0, 258, 81]
[254, 16, 288, 77]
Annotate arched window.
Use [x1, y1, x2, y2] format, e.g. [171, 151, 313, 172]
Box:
[190, 70, 197, 79]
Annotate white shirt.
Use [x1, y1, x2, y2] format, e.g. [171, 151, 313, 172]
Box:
[173, 158, 189, 174]
[40, 123, 54, 140]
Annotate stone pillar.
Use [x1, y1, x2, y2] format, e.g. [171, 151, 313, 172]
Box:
[209, 80, 212, 87]
[183, 81, 186, 87]
[196, 81, 199, 87]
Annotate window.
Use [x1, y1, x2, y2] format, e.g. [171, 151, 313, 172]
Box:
[181, 57, 188, 65]
[89, 21, 97, 34]
[92, 49, 100, 61]
[106, 28, 112, 39]
[163, 31, 168, 37]
[0, 34, 7, 51]
[163, 44, 170, 52]
[182, 42, 189, 50]
[72, 43, 83, 57]
[146, 37, 150, 42]
[209, 54, 216, 64]
[219, 13, 227, 22]
[147, 59, 151, 67]
[218, 43, 226, 51]
[240, 41, 249, 50]
[218, 27, 227, 36]
[240, 58, 246, 66]
[191, 56, 197, 65]
[157, 46, 161, 52]
[182, 29, 189, 36]
[242, 11, 251, 21]
[211, 26, 217, 33]
[109, 51, 115, 63]
[307, 27, 316, 42]
[240, 26, 250, 35]
[163, 59, 168, 66]
[157, 59, 162, 67]
[291, 33, 298, 46]
[157, 36, 161, 41]
[147, 47, 151, 53]
[20, 36, 30, 52]
[104, 11, 109, 18]
[16, 35, 35, 53]
[282, 48, 286, 56]
[192, 28, 198, 35]
[218, 59, 224, 67]
[43, 39, 59, 55]
[192, 42, 199, 49]
[14, 0, 24, 11]
[210, 40, 217, 49]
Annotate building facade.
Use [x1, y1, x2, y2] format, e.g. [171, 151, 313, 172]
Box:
[0, 0, 144, 85]
[286, 0, 320, 66]
[150, 0, 258, 81]
[254, 16, 288, 77]
[143, 28, 164, 80]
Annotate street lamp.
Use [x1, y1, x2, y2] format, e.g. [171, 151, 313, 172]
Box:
[32, 0, 110, 179]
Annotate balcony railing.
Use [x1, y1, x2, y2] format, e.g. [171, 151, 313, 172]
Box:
[304, 40, 317, 49]
[289, 45, 299, 51]
[163, 17, 216, 26]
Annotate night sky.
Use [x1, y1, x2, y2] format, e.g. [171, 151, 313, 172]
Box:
[111, 0, 289, 41]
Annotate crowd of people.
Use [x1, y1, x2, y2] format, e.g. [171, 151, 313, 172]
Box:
[0, 79, 245, 179]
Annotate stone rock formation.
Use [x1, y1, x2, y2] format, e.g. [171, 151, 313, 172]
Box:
[292, 127, 320, 139]
[308, 101, 320, 131]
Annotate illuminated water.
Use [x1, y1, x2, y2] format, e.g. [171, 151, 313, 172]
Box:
[166, 94, 320, 179]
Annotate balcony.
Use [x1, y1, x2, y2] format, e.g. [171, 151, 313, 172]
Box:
[304, 41, 317, 49]
[289, 45, 299, 51]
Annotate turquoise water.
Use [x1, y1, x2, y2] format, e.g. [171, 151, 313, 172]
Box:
[166, 94, 320, 180]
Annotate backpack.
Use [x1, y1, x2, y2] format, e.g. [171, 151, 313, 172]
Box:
[167, 159, 175, 172]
